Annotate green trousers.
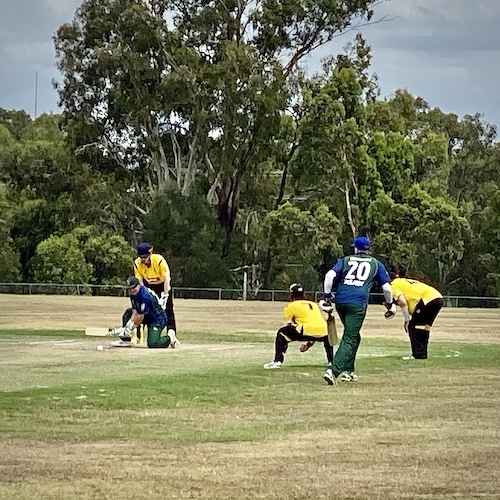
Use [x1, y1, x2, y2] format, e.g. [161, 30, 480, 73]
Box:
[122, 308, 170, 348]
[328, 303, 367, 376]
[146, 325, 171, 349]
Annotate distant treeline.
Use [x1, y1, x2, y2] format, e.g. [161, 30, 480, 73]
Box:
[1, 0, 499, 296]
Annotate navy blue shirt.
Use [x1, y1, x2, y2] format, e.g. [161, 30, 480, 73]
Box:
[331, 253, 390, 308]
[130, 285, 168, 328]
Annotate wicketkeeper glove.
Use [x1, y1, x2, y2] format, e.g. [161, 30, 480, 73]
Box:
[384, 302, 397, 319]
[159, 292, 168, 309]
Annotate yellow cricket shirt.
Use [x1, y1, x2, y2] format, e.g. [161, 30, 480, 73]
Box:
[391, 278, 443, 314]
[283, 300, 327, 337]
[133, 254, 170, 285]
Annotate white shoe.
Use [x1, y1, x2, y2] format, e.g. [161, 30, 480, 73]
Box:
[323, 369, 336, 385]
[263, 361, 282, 369]
[347, 371, 358, 382]
[402, 355, 415, 360]
[167, 329, 180, 348]
[110, 339, 132, 347]
[338, 371, 354, 382]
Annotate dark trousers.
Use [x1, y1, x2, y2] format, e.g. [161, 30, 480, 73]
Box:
[408, 298, 443, 359]
[329, 303, 367, 376]
[274, 324, 333, 364]
[146, 281, 177, 332]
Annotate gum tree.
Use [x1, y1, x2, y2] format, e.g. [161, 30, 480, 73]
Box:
[54, 0, 378, 253]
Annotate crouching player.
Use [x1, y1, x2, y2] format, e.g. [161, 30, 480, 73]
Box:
[111, 276, 173, 348]
[390, 272, 443, 360]
[263, 283, 334, 369]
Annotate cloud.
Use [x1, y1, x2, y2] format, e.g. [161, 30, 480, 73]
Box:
[307, 0, 500, 125]
[0, 0, 499, 125]
[367, 0, 500, 53]
[3, 40, 54, 65]
[42, 0, 80, 18]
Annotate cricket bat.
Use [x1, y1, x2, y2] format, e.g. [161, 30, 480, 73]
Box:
[85, 327, 114, 337]
[326, 313, 338, 346]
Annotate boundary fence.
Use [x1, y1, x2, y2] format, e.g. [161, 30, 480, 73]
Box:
[0, 282, 499, 308]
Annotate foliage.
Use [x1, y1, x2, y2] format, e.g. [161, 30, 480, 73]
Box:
[0, 108, 32, 140]
[263, 202, 343, 289]
[141, 187, 231, 287]
[32, 226, 134, 287]
[53, 0, 378, 251]
[0, 184, 20, 281]
[367, 187, 470, 288]
[0, 10, 499, 295]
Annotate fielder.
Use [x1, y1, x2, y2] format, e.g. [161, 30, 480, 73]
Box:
[111, 276, 173, 348]
[322, 236, 395, 384]
[390, 273, 444, 359]
[134, 242, 179, 347]
[263, 283, 334, 369]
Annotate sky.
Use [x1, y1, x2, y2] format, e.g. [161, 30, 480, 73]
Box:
[0, 0, 499, 128]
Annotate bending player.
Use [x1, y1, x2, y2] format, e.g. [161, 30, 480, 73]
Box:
[111, 276, 173, 348]
[390, 271, 443, 359]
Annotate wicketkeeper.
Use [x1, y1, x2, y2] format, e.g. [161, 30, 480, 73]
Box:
[133, 242, 179, 347]
[111, 276, 173, 348]
[263, 283, 334, 369]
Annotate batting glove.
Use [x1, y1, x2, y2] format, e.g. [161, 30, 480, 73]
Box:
[319, 299, 334, 314]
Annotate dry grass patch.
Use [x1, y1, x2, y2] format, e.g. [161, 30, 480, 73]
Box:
[1, 295, 500, 499]
[1, 294, 500, 343]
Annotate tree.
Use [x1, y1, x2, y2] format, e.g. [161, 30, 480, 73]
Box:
[0, 184, 20, 281]
[32, 226, 134, 288]
[263, 202, 343, 289]
[0, 108, 32, 140]
[290, 66, 381, 238]
[367, 186, 470, 290]
[54, 0, 379, 253]
[141, 187, 231, 287]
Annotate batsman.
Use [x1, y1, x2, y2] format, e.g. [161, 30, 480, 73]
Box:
[111, 276, 173, 348]
[322, 236, 394, 384]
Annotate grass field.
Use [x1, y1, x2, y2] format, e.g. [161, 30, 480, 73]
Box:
[1, 295, 500, 499]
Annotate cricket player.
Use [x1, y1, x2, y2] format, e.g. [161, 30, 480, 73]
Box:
[322, 236, 394, 384]
[112, 276, 172, 348]
[263, 283, 334, 369]
[133, 242, 179, 347]
[390, 273, 443, 359]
